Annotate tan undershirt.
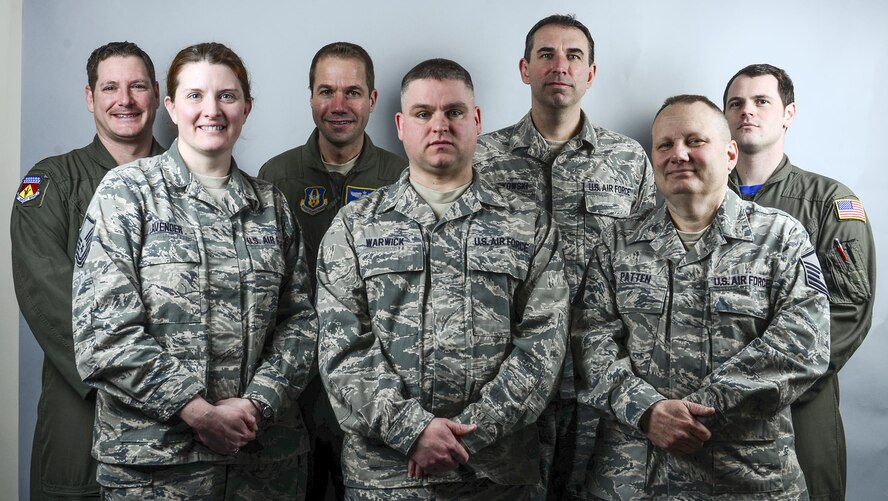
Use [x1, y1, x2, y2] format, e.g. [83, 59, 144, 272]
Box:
[323, 154, 359, 176]
[192, 171, 231, 206]
[409, 179, 472, 220]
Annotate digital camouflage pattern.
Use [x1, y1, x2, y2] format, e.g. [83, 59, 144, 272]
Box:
[97, 456, 306, 500]
[730, 155, 876, 500]
[72, 141, 317, 473]
[474, 111, 656, 496]
[343, 477, 531, 501]
[474, 112, 656, 299]
[316, 170, 568, 489]
[573, 191, 830, 500]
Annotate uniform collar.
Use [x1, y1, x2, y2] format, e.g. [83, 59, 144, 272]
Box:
[165, 139, 261, 213]
[729, 153, 792, 189]
[305, 128, 380, 175]
[507, 110, 597, 160]
[380, 168, 508, 224]
[85, 134, 165, 171]
[630, 191, 753, 264]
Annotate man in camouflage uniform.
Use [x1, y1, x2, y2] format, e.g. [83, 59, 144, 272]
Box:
[71, 143, 318, 498]
[11, 41, 164, 500]
[573, 95, 830, 499]
[473, 14, 656, 498]
[259, 41, 406, 500]
[316, 58, 568, 500]
[723, 64, 875, 501]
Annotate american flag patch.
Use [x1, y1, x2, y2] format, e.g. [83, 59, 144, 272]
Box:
[835, 198, 866, 222]
[801, 249, 829, 296]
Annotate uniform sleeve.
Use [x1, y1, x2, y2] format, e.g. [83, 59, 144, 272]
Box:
[72, 172, 205, 422]
[633, 155, 657, 216]
[797, 195, 876, 402]
[243, 199, 318, 419]
[316, 212, 434, 456]
[453, 212, 569, 454]
[684, 226, 830, 427]
[572, 235, 667, 430]
[12, 167, 94, 398]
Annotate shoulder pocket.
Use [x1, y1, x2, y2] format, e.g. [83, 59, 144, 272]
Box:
[824, 239, 872, 304]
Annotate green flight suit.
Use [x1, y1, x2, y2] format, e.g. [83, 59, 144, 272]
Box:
[11, 136, 164, 500]
[729, 155, 876, 500]
[258, 129, 406, 499]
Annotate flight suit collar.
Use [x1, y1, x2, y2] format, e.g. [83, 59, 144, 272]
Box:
[85, 134, 165, 171]
[729, 154, 792, 190]
[303, 128, 383, 178]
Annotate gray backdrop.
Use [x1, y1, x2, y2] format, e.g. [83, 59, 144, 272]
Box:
[19, 1, 888, 499]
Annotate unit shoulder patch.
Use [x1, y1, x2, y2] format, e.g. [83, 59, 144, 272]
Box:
[835, 198, 866, 223]
[16, 175, 45, 205]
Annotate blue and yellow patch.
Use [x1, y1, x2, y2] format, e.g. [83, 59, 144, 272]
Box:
[346, 185, 375, 204]
[300, 186, 328, 215]
[16, 175, 43, 204]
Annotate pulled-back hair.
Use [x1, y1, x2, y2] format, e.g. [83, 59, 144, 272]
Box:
[166, 42, 252, 102]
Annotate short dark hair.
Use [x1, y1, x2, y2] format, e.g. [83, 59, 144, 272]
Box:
[309, 42, 375, 92]
[524, 14, 595, 65]
[86, 41, 156, 92]
[400, 58, 473, 96]
[723, 64, 795, 108]
[166, 42, 252, 102]
[654, 94, 730, 139]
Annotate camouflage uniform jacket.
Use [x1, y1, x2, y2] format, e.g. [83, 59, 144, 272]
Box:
[573, 191, 830, 500]
[316, 169, 569, 489]
[258, 129, 406, 290]
[72, 141, 318, 466]
[474, 111, 656, 297]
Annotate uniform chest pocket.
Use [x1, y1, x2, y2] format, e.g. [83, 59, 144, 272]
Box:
[615, 282, 667, 377]
[582, 188, 634, 218]
[467, 246, 529, 338]
[709, 283, 771, 367]
[139, 230, 201, 324]
[357, 242, 424, 339]
[245, 239, 286, 324]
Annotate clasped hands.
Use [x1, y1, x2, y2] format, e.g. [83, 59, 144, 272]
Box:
[641, 399, 716, 455]
[407, 417, 477, 479]
[179, 395, 262, 456]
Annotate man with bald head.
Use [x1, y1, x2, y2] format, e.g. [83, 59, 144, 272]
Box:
[572, 95, 830, 499]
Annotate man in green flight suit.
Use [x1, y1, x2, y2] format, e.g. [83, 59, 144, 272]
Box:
[258, 42, 406, 500]
[723, 64, 876, 501]
[11, 41, 164, 500]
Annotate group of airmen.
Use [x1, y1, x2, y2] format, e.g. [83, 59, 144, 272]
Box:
[12, 12, 875, 501]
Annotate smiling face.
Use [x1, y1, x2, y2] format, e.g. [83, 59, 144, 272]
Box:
[652, 101, 738, 205]
[724, 74, 795, 156]
[310, 56, 377, 154]
[396, 78, 480, 188]
[520, 24, 595, 114]
[164, 61, 252, 164]
[86, 55, 159, 146]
